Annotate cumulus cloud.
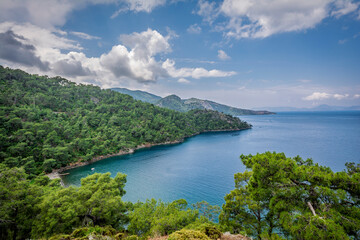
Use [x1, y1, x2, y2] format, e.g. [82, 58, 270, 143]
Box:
[0, 23, 235, 86]
[162, 59, 236, 79]
[119, 28, 172, 57]
[52, 52, 94, 77]
[0, 22, 82, 51]
[217, 50, 230, 60]
[303, 92, 350, 101]
[187, 24, 202, 34]
[178, 78, 190, 84]
[0, 30, 49, 71]
[197, 0, 360, 39]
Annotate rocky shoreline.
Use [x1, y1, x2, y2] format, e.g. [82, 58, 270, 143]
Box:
[46, 128, 248, 180]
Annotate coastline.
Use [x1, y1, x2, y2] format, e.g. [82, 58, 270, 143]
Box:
[46, 127, 249, 180]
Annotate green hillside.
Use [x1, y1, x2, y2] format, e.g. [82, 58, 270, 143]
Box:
[0, 66, 250, 176]
[157, 95, 274, 115]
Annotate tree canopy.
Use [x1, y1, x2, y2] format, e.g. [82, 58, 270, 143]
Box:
[220, 152, 360, 240]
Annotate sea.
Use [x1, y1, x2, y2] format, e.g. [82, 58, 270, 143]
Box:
[62, 111, 360, 206]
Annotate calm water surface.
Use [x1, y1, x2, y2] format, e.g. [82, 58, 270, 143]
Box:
[62, 111, 360, 206]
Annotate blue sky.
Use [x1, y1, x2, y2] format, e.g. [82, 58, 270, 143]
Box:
[0, 0, 360, 108]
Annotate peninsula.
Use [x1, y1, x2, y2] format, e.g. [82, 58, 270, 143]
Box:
[0, 66, 251, 177]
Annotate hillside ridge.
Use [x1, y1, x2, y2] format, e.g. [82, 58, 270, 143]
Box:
[111, 88, 274, 116]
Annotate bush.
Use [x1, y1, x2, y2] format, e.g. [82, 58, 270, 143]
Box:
[186, 222, 221, 240]
[168, 229, 211, 240]
[114, 232, 125, 240]
[202, 225, 221, 240]
[49, 234, 71, 240]
[126, 235, 139, 240]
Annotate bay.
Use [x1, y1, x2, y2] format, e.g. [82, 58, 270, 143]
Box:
[62, 111, 360, 206]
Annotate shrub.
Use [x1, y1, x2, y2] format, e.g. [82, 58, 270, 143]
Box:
[168, 229, 211, 240]
[126, 235, 139, 240]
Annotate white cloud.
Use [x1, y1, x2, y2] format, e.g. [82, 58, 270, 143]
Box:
[0, 0, 77, 28]
[0, 23, 235, 87]
[304, 92, 332, 101]
[0, 0, 167, 28]
[119, 28, 172, 57]
[304, 92, 350, 101]
[331, 0, 359, 18]
[0, 22, 81, 50]
[111, 0, 167, 18]
[197, 0, 219, 24]
[217, 50, 230, 60]
[333, 93, 350, 100]
[354, 94, 360, 99]
[162, 59, 236, 79]
[70, 31, 101, 40]
[178, 78, 190, 84]
[187, 24, 202, 34]
[124, 0, 166, 12]
[197, 0, 360, 39]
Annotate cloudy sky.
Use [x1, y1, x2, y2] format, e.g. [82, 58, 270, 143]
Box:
[0, 0, 360, 108]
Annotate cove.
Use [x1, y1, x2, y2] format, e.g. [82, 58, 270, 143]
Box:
[62, 111, 360, 206]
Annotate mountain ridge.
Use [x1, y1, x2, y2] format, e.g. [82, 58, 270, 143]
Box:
[111, 88, 274, 116]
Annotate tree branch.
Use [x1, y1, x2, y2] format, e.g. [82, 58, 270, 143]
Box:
[307, 202, 316, 216]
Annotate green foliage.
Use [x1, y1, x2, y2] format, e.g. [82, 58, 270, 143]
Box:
[0, 66, 250, 175]
[128, 199, 199, 237]
[49, 226, 119, 240]
[221, 152, 360, 240]
[192, 201, 221, 222]
[32, 172, 129, 238]
[0, 164, 61, 240]
[125, 235, 139, 240]
[0, 165, 130, 239]
[168, 229, 211, 240]
[185, 222, 222, 240]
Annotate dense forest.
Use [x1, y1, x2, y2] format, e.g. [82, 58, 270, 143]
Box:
[0, 66, 250, 176]
[1, 152, 359, 239]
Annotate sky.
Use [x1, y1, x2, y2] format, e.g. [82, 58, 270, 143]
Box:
[0, 0, 360, 109]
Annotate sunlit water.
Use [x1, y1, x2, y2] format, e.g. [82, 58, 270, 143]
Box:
[62, 111, 360, 206]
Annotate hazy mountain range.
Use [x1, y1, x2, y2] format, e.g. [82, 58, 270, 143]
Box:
[253, 105, 360, 112]
[111, 88, 274, 116]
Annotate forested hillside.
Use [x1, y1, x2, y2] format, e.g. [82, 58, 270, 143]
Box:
[0, 66, 250, 176]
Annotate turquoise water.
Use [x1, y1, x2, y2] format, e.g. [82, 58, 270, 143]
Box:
[62, 111, 360, 206]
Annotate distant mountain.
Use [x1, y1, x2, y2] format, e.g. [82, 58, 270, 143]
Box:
[157, 95, 273, 115]
[111, 88, 274, 116]
[254, 104, 360, 112]
[111, 88, 162, 104]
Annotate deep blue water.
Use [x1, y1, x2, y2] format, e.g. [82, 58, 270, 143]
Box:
[62, 111, 360, 206]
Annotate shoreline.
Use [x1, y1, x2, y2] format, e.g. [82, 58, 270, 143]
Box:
[46, 127, 249, 180]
